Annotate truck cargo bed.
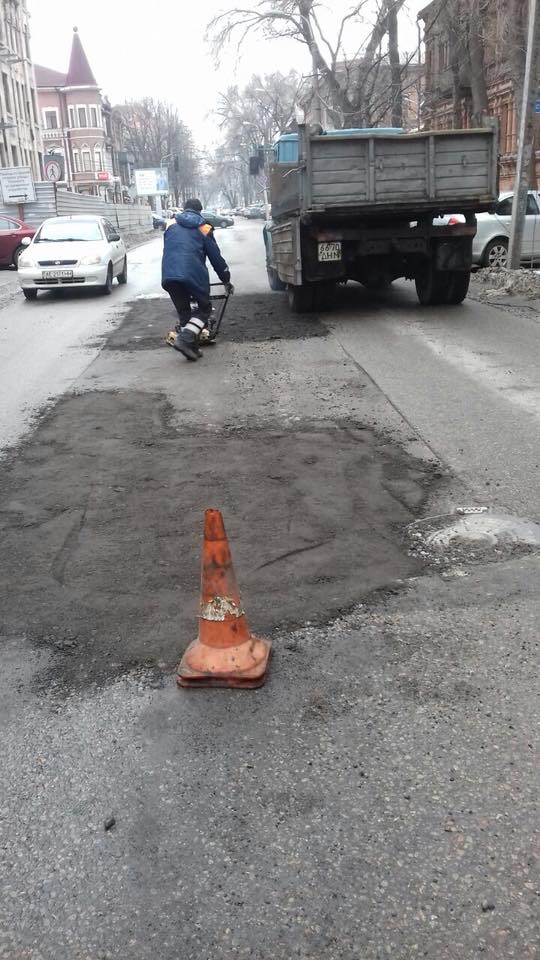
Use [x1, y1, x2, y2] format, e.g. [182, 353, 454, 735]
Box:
[270, 126, 498, 221]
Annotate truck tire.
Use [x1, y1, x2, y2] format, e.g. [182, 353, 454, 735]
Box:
[415, 263, 447, 306]
[287, 283, 315, 313]
[445, 270, 470, 305]
[267, 265, 286, 291]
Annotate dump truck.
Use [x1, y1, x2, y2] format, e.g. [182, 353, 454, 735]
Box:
[264, 123, 499, 311]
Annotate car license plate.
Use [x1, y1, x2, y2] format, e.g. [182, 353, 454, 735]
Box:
[42, 270, 73, 279]
[318, 241, 342, 262]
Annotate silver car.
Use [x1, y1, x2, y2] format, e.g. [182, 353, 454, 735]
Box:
[435, 190, 540, 268]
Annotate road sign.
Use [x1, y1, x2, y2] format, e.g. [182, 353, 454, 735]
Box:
[44, 155, 64, 182]
[535, 99, 540, 113]
[0, 166, 36, 203]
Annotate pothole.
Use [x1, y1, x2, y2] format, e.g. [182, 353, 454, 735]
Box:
[407, 508, 540, 568]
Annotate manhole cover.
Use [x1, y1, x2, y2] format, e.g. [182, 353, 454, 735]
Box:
[426, 513, 540, 548]
[407, 510, 540, 567]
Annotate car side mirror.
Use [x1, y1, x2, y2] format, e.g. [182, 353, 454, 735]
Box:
[21, 236, 31, 247]
[109, 233, 121, 242]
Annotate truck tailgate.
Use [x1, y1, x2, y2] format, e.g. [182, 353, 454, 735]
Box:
[271, 128, 498, 220]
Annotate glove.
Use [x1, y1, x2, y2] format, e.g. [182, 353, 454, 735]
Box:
[225, 282, 235, 296]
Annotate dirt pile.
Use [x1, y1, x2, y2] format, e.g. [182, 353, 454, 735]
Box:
[473, 267, 540, 300]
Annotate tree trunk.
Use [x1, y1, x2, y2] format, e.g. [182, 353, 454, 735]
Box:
[387, 3, 403, 127]
[468, 0, 489, 125]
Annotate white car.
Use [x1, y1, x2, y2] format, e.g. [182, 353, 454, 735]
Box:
[434, 191, 540, 268]
[18, 215, 128, 300]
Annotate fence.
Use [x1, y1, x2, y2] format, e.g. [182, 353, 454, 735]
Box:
[0, 182, 153, 231]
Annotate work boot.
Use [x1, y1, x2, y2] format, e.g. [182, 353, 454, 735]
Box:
[166, 330, 202, 359]
[177, 316, 207, 361]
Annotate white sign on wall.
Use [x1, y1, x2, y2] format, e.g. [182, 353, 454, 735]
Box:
[0, 166, 36, 203]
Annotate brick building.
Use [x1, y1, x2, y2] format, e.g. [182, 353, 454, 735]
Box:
[0, 0, 42, 176]
[35, 27, 115, 197]
[418, 0, 540, 190]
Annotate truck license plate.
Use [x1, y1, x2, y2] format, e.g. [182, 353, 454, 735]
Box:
[318, 242, 342, 262]
[42, 270, 73, 279]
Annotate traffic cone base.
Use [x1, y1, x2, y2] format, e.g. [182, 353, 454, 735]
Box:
[177, 634, 271, 689]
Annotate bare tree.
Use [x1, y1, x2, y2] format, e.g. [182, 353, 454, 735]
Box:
[114, 99, 199, 204]
[205, 71, 303, 207]
[209, 1, 407, 129]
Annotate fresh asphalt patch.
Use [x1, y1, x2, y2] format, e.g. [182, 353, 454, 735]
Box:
[0, 386, 439, 690]
[105, 292, 328, 351]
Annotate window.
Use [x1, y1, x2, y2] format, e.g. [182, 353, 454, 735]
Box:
[0, 217, 19, 230]
[44, 109, 58, 130]
[73, 149, 80, 172]
[68, 106, 76, 128]
[94, 147, 103, 171]
[103, 219, 118, 241]
[78, 106, 87, 127]
[496, 195, 539, 217]
[36, 220, 103, 242]
[496, 197, 513, 216]
[90, 106, 98, 127]
[2, 72, 11, 114]
[82, 149, 92, 172]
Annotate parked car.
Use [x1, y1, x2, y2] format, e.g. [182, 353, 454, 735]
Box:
[152, 212, 167, 230]
[201, 210, 234, 228]
[17, 215, 128, 300]
[0, 214, 36, 268]
[245, 206, 266, 220]
[434, 190, 540, 268]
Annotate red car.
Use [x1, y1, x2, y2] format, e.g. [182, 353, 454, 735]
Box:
[0, 215, 35, 268]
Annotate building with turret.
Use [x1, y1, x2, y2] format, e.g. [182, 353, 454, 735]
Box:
[35, 27, 115, 197]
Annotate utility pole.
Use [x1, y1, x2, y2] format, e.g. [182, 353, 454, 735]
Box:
[508, 0, 540, 269]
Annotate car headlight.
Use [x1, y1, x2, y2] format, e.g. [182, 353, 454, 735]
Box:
[79, 255, 104, 266]
[18, 255, 34, 268]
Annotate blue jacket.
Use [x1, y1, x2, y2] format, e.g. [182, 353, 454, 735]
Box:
[161, 210, 230, 299]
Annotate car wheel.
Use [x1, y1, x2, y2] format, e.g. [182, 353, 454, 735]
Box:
[103, 264, 114, 295]
[13, 246, 24, 269]
[220, 220, 228, 228]
[482, 237, 508, 269]
[117, 257, 128, 285]
[23, 288, 38, 301]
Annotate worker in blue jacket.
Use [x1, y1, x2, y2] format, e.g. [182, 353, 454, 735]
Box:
[162, 198, 233, 361]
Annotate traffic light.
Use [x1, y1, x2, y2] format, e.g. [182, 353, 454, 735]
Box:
[174, 156, 179, 173]
[249, 156, 260, 176]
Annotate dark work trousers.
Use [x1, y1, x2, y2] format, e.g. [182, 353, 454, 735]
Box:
[164, 281, 212, 330]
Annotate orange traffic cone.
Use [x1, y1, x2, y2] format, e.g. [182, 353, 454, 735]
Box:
[176, 509, 272, 689]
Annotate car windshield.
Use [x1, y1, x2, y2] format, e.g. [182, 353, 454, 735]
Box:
[36, 220, 103, 242]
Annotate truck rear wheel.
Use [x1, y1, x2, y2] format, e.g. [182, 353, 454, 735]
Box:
[267, 265, 286, 291]
[287, 283, 315, 313]
[415, 263, 447, 306]
[444, 270, 470, 305]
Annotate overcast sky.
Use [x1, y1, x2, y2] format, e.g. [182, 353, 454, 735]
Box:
[28, 0, 425, 148]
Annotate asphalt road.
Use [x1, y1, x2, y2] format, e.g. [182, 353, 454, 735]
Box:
[0, 219, 538, 959]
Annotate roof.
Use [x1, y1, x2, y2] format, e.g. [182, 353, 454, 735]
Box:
[34, 29, 98, 90]
[34, 64, 67, 87]
[417, 1, 439, 20]
[66, 28, 97, 86]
